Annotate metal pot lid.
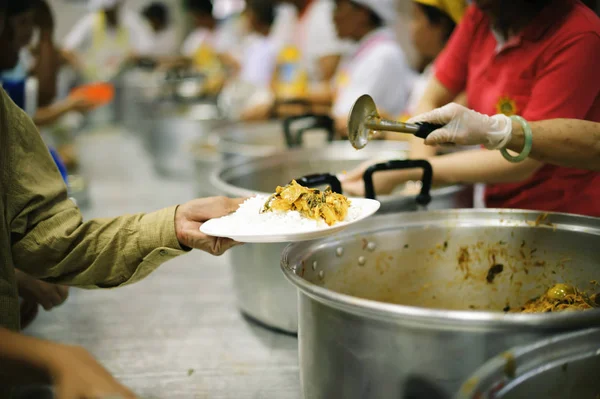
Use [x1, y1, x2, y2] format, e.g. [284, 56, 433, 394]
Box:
[280, 209, 600, 330]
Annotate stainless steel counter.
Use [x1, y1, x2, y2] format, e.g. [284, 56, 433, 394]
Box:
[24, 127, 301, 399]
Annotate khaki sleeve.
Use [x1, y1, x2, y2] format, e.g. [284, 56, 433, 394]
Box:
[6, 91, 188, 289]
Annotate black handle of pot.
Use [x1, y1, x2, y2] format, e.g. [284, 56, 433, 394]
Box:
[135, 57, 158, 70]
[414, 122, 445, 139]
[363, 160, 432, 206]
[296, 173, 343, 194]
[295, 115, 335, 145]
[282, 114, 335, 148]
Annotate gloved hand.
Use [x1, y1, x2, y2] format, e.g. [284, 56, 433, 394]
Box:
[407, 103, 513, 150]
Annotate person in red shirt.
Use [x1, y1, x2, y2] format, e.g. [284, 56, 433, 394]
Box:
[342, 0, 600, 217]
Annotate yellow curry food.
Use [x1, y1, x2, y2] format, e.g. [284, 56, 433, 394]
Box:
[517, 283, 599, 313]
[261, 180, 350, 226]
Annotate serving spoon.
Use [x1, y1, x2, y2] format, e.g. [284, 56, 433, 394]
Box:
[348, 94, 444, 150]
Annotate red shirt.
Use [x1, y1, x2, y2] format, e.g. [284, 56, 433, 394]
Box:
[435, 0, 600, 216]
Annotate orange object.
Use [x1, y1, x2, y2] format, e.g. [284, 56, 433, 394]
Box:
[70, 82, 114, 108]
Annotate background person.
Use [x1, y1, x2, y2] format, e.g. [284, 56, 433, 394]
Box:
[141, 2, 178, 58]
[342, 0, 600, 217]
[331, 0, 416, 135]
[62, 0, 153, 82]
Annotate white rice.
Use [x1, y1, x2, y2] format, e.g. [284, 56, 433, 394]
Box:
[209, 195, 366, 235]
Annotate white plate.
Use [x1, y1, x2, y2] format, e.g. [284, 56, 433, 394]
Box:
[200, 196, 380, 243]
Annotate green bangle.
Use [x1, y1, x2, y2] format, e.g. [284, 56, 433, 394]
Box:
[501, 115, 532, 163]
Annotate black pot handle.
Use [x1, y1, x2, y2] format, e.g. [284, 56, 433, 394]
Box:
[282, 114, 335, 148]
[296, 115, 335, 145]
[363, 160, 432, 207]
[296, 173, 342, 194]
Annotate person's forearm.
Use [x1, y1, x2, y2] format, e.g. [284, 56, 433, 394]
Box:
[0, 328, 53, 385]
[318, 54, 341, 82]
[61, 50, 85, 75]
[35, 32, 59, 107]
[33, 100, 72, 126]
[13, 204, 186, 288]
[507, 119, 600, 171]
[372, 149, 544, 194]
[308, 84, 334, 105]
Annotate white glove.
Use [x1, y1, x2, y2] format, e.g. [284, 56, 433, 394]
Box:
[407, 103, 513, 150]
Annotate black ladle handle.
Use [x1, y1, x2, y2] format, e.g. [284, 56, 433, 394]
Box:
[363, 160, 433, 207]
[414, 122, 444, 139]
[296, 173, 343, 194]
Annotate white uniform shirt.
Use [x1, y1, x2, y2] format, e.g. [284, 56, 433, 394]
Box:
[63, 10, 153, 55]
[275, 0, 352, 82]
[271, 3, 296, 49]
[239, 34, 279, 87]
[332, 28, 415, 119]
[181, 15, 245, 58]
[181, 28, 210, 57]
[147, 27, 179, 57]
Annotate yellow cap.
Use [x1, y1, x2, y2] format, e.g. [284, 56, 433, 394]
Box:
[413, 0, 467, 24]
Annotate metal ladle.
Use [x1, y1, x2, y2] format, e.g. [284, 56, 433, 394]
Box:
[348, 94, 444, 150]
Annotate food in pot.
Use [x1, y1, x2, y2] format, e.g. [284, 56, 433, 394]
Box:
[517, 284, 600, 313]
[261, 180, 350, 226]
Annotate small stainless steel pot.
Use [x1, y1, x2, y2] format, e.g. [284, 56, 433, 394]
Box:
[456, 328, 600, 399]
[145, 100, 224, 190]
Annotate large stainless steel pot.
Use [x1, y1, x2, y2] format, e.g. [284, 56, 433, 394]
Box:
[192, 115, 335, 197]
[280, 210, 600, 398]
[456, 328, 600, 399]
[145, 100, 224, 190]
[215, 116, 334, 165]
[211, 142, 473, 334]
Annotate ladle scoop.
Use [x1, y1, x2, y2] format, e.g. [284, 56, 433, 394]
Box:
[348, 94, 444, 150]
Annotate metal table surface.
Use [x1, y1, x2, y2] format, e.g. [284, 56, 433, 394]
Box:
[24, 127, 301, 399]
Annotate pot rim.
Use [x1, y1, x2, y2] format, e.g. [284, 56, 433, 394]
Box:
[210, 142, 467, 199]
[280, 209, 600, 331]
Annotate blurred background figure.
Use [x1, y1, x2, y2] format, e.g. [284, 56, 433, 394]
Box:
[237, 0, 278, 88]
[404, 0, 466, 119]
[221, 0, 281, 119]
[331, 0, 416, 135]
[159, 0, 245, 94]
[275, 0, 349, 86]
[243, 0, 351, 119]
[141, 1, 178, 57]
[62, 0, 153, 83]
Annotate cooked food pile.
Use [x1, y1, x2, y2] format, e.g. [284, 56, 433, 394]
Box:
[261, 180, 350, 226]
[518, 283, 599, 313]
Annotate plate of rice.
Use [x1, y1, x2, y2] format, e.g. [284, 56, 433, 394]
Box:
[200, 181, 380, 243]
